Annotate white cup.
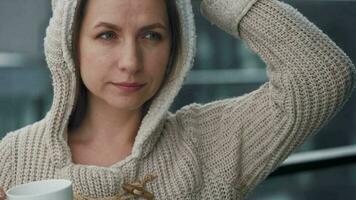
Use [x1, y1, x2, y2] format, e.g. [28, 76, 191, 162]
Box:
[6, 179, 73, 200]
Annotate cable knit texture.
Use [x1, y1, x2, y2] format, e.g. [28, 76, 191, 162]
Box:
[1, 0, 355, 199]
[200, 0, 259, 37]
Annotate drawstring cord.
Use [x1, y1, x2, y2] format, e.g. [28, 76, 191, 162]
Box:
[74, 174, 157, 200]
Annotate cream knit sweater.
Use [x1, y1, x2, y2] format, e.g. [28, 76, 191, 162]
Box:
[1, 0, 355, 199]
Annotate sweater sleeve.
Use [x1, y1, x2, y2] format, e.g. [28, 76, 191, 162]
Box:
[174, 0, 356, 196]
[0, 132, 16, 190]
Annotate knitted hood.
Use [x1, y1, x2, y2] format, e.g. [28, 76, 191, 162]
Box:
[44, 0, 196, 168]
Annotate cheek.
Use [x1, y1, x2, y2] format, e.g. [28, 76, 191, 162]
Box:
[143, 44, 171, 80]
[80, 40, 110, 69]
[144, 56, 169, 91]
[79, 46, 112, 90]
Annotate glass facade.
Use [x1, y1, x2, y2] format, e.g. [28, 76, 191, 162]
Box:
[0, 0, 355, 199]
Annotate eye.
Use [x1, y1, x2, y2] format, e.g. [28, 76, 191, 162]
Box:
[98, 31, 117, 41]
[143, 31, 162, 41]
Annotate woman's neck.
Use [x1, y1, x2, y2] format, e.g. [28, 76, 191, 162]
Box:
[70, 96, 142, 146]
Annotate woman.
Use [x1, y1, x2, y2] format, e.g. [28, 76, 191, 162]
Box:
[0, 0, 355, 199]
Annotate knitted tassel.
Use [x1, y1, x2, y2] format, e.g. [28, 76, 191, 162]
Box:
[74, 174, 157, 200]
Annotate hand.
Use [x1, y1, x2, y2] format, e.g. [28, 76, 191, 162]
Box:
[0, 187, 6, 200]
[200, 0, 258, 37]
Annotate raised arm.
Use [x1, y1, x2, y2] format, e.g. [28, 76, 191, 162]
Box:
[174, 0, 355, 197]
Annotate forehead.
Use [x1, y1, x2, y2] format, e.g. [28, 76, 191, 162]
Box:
[83, 0, 168, 25]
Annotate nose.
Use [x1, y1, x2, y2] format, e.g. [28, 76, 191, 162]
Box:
[117, 39, 141, 74]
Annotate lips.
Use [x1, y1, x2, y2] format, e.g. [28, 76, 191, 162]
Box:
[115, 82, 145, 87]
[112, 82, 146, 92]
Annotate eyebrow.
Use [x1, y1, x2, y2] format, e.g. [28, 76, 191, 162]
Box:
[94, 22, 120, 30]
[93, 22, 168, 31]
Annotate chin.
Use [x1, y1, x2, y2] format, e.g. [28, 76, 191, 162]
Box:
[106, 98, 145, 112]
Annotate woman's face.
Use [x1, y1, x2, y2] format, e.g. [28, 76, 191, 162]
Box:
[78, 0, 171, 112]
